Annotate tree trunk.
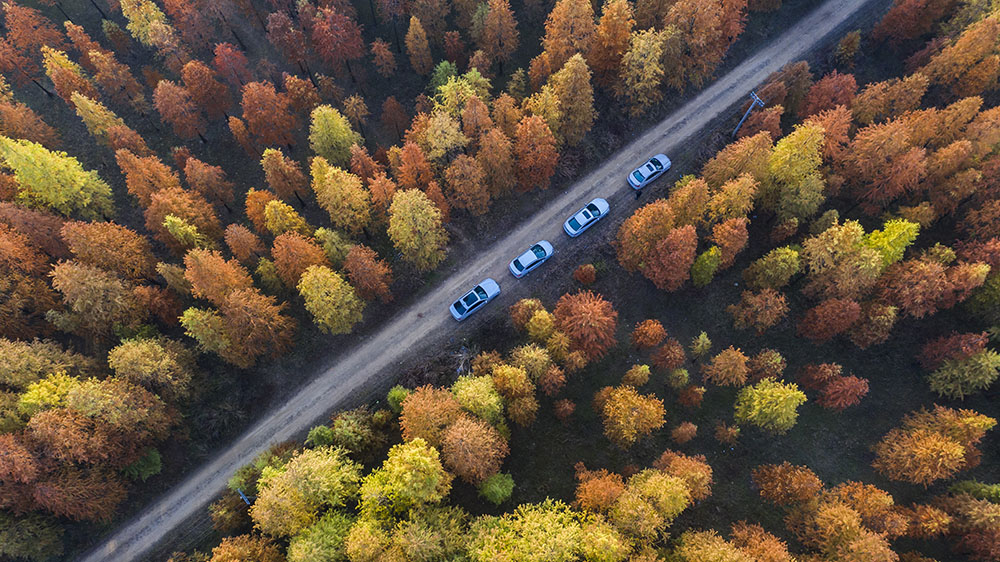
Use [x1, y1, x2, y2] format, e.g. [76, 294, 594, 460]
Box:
[345, 59, 357, 84]
[86, 0, 108, 19]
[32, 78, 53, 97]
[230, 28, 248, 51]
[54, 3, 74, 23]
[304, 61, 319, 87]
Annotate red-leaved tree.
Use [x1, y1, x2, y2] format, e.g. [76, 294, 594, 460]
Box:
[797, 298, 861, 343]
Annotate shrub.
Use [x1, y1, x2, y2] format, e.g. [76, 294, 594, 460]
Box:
[714, 421, 740, 445]
[671, 422, 698, 444]
[702, 347, 749, 386]
[631, 319, 666, 349]
[667, 368, 690, 389]
[478, 472, 515, 505]
[728, 289, 789, 334]
[386, 385, 410, 413]
[689, 331, 712, 357]
[306, 425, 335, 447]
[573, 263, 596, 284]
[748, 349, 786, 382]
[678, 386, 706, 408]
[743, 246, 800, 290]
[734, 379, 807, 434]
[553, 399, 576, 423]
[622, 364, 651, 387]
[691, 246, 722, 287]
[652, 338, 687, 370]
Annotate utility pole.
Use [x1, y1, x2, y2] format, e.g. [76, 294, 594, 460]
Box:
[733, 91, 765, 138]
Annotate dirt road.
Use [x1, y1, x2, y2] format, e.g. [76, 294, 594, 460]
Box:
[81, 0, 877, 558]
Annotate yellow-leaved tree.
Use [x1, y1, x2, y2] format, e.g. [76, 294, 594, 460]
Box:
[0, 136, 114, 220]
[308, 105, 362, 167]
[388, 190, 449, 271]
[549, 54, 595, 146]
[311, 157, 372, 235]
[617, 29, 665, 116]
[297, 265, 366, 335]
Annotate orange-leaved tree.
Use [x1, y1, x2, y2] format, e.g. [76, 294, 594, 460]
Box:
[515, 115, 558, 191]
[60, 221, 155, 280]
[631, 319, 666, 349]
[180, 60, 232, 120]
[751, 461, 823, 505]
[727, 289, 789, 334]
[344, 244, 393, 302]
[872, 406, 995, 486]
[587, 0, 635, 87]
[702, 346, 749, 386]
[241, 81, 297, 147]
[444, 154, 489, 215]
[441, 415, 509, 484]
[184, 249, 253, 306]
[599, 385, 665, 448]
[796, 298, 861, 343]
[644, 224, 697, 291]
[399, 385, 463, 448]
[553, 290, 619, 359]
[153, 80, 206, 140]
[272, 232, 331, 287]
[261, 148, 308, 203]
[541, 0, 595, 72]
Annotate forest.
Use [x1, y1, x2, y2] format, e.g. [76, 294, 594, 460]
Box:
[0, 0, 998, 559]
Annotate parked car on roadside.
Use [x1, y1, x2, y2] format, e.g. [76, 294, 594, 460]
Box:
[627, 154, 671, 190]
[449, 278, 501, 321]
[563, 198, 609, 237]
[508, 241, 554, 278]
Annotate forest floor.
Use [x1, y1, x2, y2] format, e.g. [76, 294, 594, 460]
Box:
[74, 0, 901, 558]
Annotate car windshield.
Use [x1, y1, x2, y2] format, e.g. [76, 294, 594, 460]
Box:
[568, 217, 582, 230]
[462, 292, 479, 307]
[586, 203, 601, 216]
[453, 300, 467, 315]
[650, 157, 662, 170]
[632, 170, 645, 183]
[531, 245, 547, 258]
[512, 258, 525, 272]
[475, 287, 488, 299]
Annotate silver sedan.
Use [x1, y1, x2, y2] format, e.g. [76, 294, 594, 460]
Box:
[563, 198, 609, 237]
[627, 154, 671, 190]
[508, 240, 554, 278]
[449, 278, 501, 321]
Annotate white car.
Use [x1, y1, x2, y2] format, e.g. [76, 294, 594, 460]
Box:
[627, 154, 671, 190]
[449, 278, 501, 321]
[563, 198, 609, 237]
[508, 240, 554, 278]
